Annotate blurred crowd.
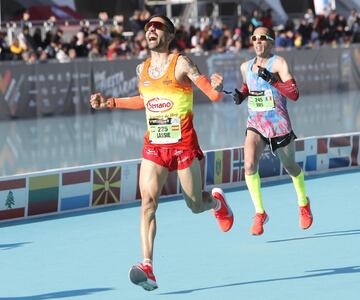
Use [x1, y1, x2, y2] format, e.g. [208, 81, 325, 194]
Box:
[1, 7, 360, 64]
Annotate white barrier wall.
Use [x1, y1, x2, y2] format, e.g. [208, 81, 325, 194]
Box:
[0, 132, 359, 223]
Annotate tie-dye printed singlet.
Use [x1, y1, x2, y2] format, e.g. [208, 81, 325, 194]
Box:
[246, 55, 292, 138]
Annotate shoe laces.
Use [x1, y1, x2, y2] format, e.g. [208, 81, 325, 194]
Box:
[300, 205, 311, 217]
[254, 213, 266, 224]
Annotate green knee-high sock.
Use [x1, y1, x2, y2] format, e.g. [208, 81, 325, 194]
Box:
[291, 170, 308, 206]
[245, 172, 264, 213]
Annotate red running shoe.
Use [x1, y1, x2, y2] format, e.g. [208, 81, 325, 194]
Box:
[129, 263, 158, 291]
[250, 212, 269, 235]
[299, 198, 313, 230]
[212, 188, 234, 232]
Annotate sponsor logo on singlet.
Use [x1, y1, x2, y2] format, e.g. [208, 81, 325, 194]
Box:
[146, 98, 174, 112]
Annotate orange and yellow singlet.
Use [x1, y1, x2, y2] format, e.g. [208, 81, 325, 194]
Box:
[139, 53, 200, 150]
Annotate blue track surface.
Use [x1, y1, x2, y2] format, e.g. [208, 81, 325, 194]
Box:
[0, 171, 359, 300]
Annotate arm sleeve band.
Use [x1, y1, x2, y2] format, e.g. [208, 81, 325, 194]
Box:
[240, 82, 249, 97]
[107, 96, 145, 110]
[194, 75, 224, 102]
[273, 79, 299, 101]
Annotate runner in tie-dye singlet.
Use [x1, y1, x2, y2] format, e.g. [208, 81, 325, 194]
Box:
[232, 26, 313, 236]
[90, 15, 234, 291]
[246, 54, 292, 139]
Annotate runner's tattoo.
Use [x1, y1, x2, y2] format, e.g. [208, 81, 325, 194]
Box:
[180, 55, 201, 82]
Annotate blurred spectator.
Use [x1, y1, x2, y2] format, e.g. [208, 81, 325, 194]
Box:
[0, 30, 10, 60]
[10, 37, 25, 60]
[44, 34, 61, 59]
[347, 9, 358, 31]
[43, 16, 57, 33]
[304, 8, 315, 24]
[56, 43, 71, 63]
[240, 15, 251, 48]
[111, 15, 125, 38]
[352, 17, 360, 43]
[200, 26, 214, 51]
[68, 48, 77, 60]
[98, 12, 109, 27]
[297, 19, 313, 47]
[21, 49, 37, 64]
[107, 37, 120, 60]
[71, 31, 88, 57]
[19, 26, 36, 51]
[191, 28, 201, 48]
[20, 11, 32, 30]
[38, 49, 48, 63]
[261, 9, 273, 28]
[275, 29, 294, 50]
[172, 25, 188, 51]
[32, 27, 44, 49]
[88, 41, 101, 60]
[229, 39, 242, 53]
[250, 9, 263, 31]
[139, 10, 151, 29]
[129, 10, 143, 33]
[132, 30, 147, 58]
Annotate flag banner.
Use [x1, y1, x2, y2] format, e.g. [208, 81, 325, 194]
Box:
[61, 170, 91, 211]
[28, 174, 59, 216]
[317, 136, 353, 169]
[92, 166, 121, 206]
[351, 135, 359, 166]
[120, 163, 139, 204]
[231, 148, 244, 183]
[0, 178, 26, 220]
[295, 138, 317, 172]
[206, 149, 231, 185]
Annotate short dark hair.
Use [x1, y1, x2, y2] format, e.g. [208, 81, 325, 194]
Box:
[147, 14, 175, 34]
[253, 27, 275, 40]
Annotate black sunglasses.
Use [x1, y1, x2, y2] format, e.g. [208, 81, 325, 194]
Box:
[251, 34, 274, 42]
[144, 21, 170, 32]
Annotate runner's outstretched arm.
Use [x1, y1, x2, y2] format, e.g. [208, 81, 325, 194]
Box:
[178, 55, 224, 102]
[90, 63, 146, 110]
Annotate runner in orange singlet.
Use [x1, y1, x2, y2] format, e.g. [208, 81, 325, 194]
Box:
[90, 15, 233, 291]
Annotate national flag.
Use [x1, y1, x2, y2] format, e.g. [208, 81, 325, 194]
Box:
[317, 137, 329, 170]
[259, 149, 281, 178]
[317, 136, 353, 169]
[61, 170, 91, 211]
[206, 149, 231, 185]
[92, 166, 121, 206]
[0, 178, 26, 220]
[231, 148, 244, 182]
[28, 174, 59, 216]
[295, 138, 317, 171]
[328, 136, 352, 168]
[351, 135, 359, 166]
[121, 163, 140, 204]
